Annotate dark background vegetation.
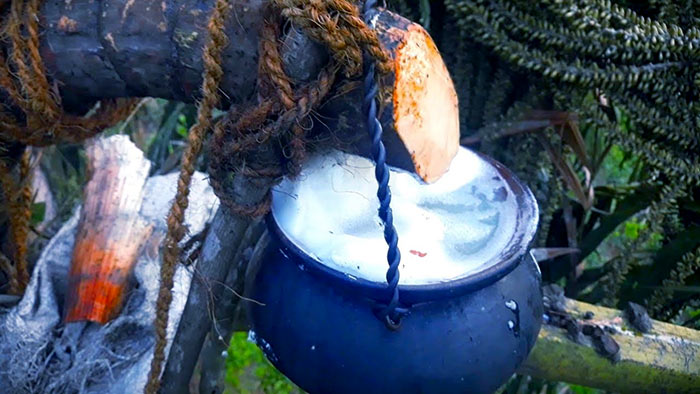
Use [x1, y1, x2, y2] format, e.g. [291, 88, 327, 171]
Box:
[3, 0, 698, 393]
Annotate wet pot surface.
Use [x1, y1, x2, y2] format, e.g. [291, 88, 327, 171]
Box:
[245, 148, 543, 394]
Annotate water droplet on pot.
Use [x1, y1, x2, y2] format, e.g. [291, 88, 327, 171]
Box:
[279, 249, 289, 259]
[247, 330, 257, 343]
[221, 350, 228, 358]
[248, 331, 278, 363]
[259, 338, 278, 362]
[505, 300, 520, 337]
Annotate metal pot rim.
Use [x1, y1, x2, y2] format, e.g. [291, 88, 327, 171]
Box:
[268, 153, 539, 304]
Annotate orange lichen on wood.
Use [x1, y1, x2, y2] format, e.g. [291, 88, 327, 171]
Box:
[391, 24, 459, 183]
[64, 136, 152, 324]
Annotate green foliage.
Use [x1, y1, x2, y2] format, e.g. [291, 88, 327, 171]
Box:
[175, 114, 189, 139]
[110, 98, 200, 174]
[389, 0, 700, 317]
[445, 0, 700, 181]
[29, 202, 45, 227]
[497, 375, 603, 394]
[567, 384, 600, 394]
[673, 299, 700, 329]
[225, 332, 299, 394]
[39, 144, 87, 222]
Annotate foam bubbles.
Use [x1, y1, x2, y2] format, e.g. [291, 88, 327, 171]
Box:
[271, 148, 520, 285]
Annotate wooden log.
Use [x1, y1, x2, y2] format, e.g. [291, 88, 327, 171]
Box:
[160, 161, 278, 391]
[196, 219, 265, 394]
[159, 212, 261, 394]
[520, 298, 700, 393]
[33, 1, 459, 181]
[40, 0, 265, 108]
[63, 135, 153, 324]
[324, 9, 460, 182]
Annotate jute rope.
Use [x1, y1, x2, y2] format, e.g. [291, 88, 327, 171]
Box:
[0, 0, 138, 146]
[0, 149, 31, 295]
[207, 0, 390, 216]
[0, 0, 138, 295]
[148, 0, 389, 391]
[0, 0, 389, 391]
[144, 0, 229, 391]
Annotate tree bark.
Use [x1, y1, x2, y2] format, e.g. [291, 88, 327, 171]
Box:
[520, 298, 700, 394]
[159, 211, 263, 394]
[35, 0, 459, 180]
[41, 0, 266, 109]
[195, 220, 264, 394]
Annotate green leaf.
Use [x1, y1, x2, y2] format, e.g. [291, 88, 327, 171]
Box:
[175, 114, 189, 138]
[30, 202, 46, 226]
[624, 220, 641, 240]
[226, 332, 298, 393]
[567, 383, 601, 394]
[619, 225, 700, 304]
[579, 186, 656, 259]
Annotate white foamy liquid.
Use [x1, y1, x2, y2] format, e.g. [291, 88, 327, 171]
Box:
[271, 147, 519, 285]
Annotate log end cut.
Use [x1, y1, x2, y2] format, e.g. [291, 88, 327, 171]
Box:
[317, 11, 460, 183]
[391, 24, 460, 183]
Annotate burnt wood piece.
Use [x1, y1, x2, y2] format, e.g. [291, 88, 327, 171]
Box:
[64, 135, 152, 324]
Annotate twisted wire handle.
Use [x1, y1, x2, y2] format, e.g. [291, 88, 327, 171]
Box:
[363, 0, 408, 331]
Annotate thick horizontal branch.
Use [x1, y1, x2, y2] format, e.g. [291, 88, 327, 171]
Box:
[520, 298, 700, 393]
[41, 0, 265, 108]
[34, 0, 459, 180]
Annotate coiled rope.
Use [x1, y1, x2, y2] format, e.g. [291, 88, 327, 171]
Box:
[0, 0, 138, 295]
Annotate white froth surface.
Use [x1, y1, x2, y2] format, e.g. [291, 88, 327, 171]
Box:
[271, 148, 519, 285]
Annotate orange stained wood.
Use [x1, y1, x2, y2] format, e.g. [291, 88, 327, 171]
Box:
[392, 23, 459, 183]
[63, 136, 152, 324]
[64, 220, 152, 323]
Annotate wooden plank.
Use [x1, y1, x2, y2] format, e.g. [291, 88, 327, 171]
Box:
[519, 298, 700, 393]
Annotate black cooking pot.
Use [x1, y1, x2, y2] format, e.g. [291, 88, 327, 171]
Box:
[245, 147, 542, 394]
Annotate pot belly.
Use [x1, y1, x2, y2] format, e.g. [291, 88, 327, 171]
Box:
[245, 232, 543, 394]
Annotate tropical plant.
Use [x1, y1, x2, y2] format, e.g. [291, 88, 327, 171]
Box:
[388, 0, 700, 324]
